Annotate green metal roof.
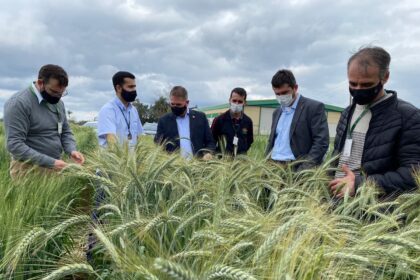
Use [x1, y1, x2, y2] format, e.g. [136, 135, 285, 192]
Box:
[324, 104, 345, 112]
[200, 103, 230, 111]
[200, 99, 344, 112]
[206, 113, 221, 118]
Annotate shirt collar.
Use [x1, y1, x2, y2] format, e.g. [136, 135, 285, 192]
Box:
[371, 90, 391, 108]
[113, 97, 132, 111]
[31, 82, 43, 104]
[291, 93, 301, 109]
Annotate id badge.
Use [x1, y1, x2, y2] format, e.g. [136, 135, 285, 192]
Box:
[233, 136, 239, 146]
[58, 122, 63, 135]
[343, 138, 353, 157]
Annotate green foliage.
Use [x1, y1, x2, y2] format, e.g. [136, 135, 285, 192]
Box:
[70, 124, 98, 154]
[247, 135, 269, 160]
[132, 96, 171, 123]
[0, 124, 419, 280]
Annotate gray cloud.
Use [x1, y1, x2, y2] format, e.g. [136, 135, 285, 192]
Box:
[1, 0, 419, 120]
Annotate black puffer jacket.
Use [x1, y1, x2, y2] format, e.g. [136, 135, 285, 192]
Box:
[333, 91, 420, 195]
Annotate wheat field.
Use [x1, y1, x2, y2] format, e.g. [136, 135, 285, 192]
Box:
[0, 124, 419, 279]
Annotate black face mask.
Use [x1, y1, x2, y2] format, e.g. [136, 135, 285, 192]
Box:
[171, 106, 187, 117]
[40, 90, 61, 104]
[349, 82, 383, 105]
[121, 89, 137, 103]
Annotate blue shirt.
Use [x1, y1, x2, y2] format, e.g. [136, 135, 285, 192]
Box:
[176, 109, 193, 158]
[97, 97, 143, 147]
[271, 94, 301, 161]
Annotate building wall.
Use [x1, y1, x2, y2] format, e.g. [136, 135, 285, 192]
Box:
[326, 111, 342, 137]
[203, 108, 228, 125]
[244, 106, 261, 135]
[327, 111, 341, 123]
[251, 108, 342, 137]
[203, 106, 343, 137]
[205, 108, 228, 116]
[259, 107, 275, 135]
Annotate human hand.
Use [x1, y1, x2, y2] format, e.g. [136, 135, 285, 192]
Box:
[202, 153, 213, 161]
[71, 151, 85, 165]
[54, 159, 68, 170]
[328, 164, 356, 198]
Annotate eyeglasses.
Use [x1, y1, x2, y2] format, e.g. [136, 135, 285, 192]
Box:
[45, 87, 69, 97]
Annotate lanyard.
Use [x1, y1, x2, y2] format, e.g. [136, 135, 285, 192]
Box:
[45, 103, 62, 121]
[231, 115, 242, 136]
[230, 115, 243, 157]
[116, 105, 131, 138]
[347, 105, 370, 138]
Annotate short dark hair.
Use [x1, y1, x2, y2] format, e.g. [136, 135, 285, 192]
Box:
[38, 64, 68, 87]
[170, 86, 188, 99]
[271, 69, 297, 88]
[112, 71, 135, 90]
[230, 87, 247, 100]
[347, 46, 391, 79]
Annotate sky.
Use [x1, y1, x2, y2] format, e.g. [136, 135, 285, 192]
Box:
[1, 0, 419, 121]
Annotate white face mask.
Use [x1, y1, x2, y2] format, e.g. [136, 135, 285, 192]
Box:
[276, 93, 294, 107]
[230, 103, 243, 113]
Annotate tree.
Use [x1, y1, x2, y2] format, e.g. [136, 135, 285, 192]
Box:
[150, 96, 170, 121]
[132, 96, 170, 123]
[132, 99, 152, 123]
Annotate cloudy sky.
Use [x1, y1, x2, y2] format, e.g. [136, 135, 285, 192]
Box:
[1, 0, 419, 121]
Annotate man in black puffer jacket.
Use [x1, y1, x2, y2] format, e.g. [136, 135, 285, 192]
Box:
[329, 46, 420, 199]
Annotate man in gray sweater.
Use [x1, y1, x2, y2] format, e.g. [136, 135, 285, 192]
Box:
[3, 64, 85, 177]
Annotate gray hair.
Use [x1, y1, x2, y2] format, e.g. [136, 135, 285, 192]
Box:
[347, 46, 391, 79]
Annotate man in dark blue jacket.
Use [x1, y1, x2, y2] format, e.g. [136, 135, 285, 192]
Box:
[329, 46, 420, 198]
[154, 86, 215, 159]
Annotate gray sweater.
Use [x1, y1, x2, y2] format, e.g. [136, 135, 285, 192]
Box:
[3, 86, 77, 167]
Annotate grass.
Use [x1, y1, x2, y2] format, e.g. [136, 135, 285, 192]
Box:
[0, 124, 419, 279]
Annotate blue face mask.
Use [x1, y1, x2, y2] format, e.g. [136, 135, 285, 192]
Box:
[121, 89, 137, 103]
[349, 82, 382, 105]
